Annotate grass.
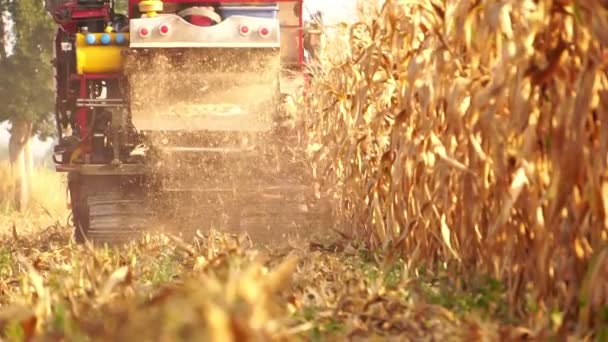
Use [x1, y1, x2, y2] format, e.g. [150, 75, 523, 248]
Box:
[0, 161, 68, 235]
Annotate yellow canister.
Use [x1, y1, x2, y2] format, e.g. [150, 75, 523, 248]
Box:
[75, 33, 130, 75]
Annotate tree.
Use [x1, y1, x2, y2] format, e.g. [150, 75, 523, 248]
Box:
[0, 0, 55, 210]
[114, 0, 128, 14]
[0, 1, 7, 61]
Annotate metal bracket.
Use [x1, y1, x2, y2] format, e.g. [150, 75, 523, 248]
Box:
[76, 98, 124, 108]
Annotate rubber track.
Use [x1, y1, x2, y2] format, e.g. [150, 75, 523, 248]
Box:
[86, 192, 152, 244]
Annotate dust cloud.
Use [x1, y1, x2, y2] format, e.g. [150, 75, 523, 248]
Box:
[124, 48, 330, 247]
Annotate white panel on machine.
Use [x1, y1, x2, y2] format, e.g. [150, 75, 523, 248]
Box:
[129, 14, 281, 48]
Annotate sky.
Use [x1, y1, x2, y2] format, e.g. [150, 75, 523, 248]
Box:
[303, 0, 357, 23]
[0, 0, 357, 158]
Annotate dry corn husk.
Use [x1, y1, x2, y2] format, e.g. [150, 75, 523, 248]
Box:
[306, 0, 608, 332]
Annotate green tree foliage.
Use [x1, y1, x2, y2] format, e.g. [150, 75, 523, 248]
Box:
[0, 1, 8, 61]
[114, 0, 128, 14]
[0, 0, 55, 138]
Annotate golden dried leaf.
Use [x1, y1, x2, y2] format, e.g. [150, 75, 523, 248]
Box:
[99, 266, 132, 302]
[440, 214, 460, 261]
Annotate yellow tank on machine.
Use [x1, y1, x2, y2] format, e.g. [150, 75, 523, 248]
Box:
[75, 31, 130, 74]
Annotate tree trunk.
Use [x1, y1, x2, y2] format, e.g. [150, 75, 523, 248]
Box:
[8, 119, 33, 211]
[24, 135, 34, 199]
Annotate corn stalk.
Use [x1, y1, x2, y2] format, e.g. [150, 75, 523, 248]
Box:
[307, 0, 608, 330]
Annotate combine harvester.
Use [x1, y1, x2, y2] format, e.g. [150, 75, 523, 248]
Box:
[48, 0, 325, 243]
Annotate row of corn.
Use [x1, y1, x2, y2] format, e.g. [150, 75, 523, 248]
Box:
[304, 0, 608, 334]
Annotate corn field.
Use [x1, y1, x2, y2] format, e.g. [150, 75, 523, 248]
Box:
[2, 0, 608, 340]
[306, 0, 608, 334]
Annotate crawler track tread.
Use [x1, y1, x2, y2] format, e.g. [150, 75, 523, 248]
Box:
[72, 176, 153, 245]
[82, 190, 153, 245]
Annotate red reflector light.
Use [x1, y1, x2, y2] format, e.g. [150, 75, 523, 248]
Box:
[259, 27, 270, 38]
[159, 24, 170, 35]
[239, 24, 250, 36]
[139, 27, 150, 38]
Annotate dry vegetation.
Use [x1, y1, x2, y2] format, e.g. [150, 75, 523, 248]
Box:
[2, 221, 562, 341]
[1, 0, 607, 340]
[0, 162, 68, 233]
[306, 0, 608, 337]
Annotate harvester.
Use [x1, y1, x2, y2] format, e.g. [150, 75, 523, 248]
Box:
[49, 0, 323, 243]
